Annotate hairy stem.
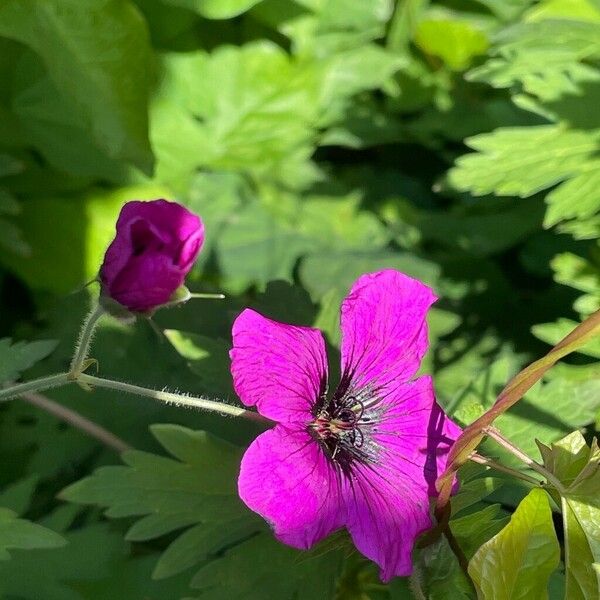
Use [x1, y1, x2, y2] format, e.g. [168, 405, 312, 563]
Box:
[485, 427, 565, 493]
[69, 303, 105, 377]
[20, 391, 131, 453]
[78, 373, 271, 423]
[469, 452, 542, 487]
[0, 373, 70, 402]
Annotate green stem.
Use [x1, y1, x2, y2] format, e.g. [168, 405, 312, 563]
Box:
[485, 427, 565, 493]
[189, 293, 225, 300]
[78, 373, 270, 423]
[0, 373, 70, 402]
[69, 304, 104, 377]
[469, 452, 542, 487]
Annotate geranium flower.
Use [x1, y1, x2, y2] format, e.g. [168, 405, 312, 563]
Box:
[230, 270, 460, 580]
[99, 199, 204, 313]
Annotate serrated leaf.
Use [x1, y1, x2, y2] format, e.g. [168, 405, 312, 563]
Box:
[61, 424, 262, 587]
[0, 508, 66, 560]
[468, 488, 560, 600]
[448, 125, 600, 198]
[0, 338, 57, 384]
[467, 19, 600, 102]
[0, 0, 153, 171]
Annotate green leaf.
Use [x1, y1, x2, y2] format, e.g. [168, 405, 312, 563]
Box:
[0, 508, 66, 560]
[448, 125, 600, 198]
[0, 338, 57, 384]
[413, 536, 474, 600]
[451, 504, 510, 559]
[153, 42, 318, 183]
[533, 319, 600, 357]
[162, 0, 264, 19]
[61, 424, 261, 584]
[299, 250, 440, 301]
[0, 520, 135, 600]
[468, 488, 560, 600]
[539, 432, 600, 599]
[189, 532, 342, 600]
[0, 0, 153, 171]
[415, 19, 489, 71]
[544, 167, 600, 228]
[216, 190, 388, 292]
[467, 19, 600, 102]
[0, 476, 39, 515]
[11, 51, 129, 181]
[414, 199, 545, 257]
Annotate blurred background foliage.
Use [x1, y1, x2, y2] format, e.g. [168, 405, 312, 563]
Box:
[0, 0, 600, 598]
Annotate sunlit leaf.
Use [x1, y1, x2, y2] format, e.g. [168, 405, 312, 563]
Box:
[468, 488, 560, 600]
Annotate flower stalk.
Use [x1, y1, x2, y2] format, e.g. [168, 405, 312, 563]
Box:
[469, 452, 542, 487]
[77, 373, 271, 423]
[0, 373, 71, 402]
[68, 303, 105, 378]
[484, 426, 565, 493]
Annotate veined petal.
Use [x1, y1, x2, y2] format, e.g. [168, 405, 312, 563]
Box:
[343, 376, 460, 580]
[340, 270, 436, 391]
[238, 426, 345, 549]
[371, 376, 460, 497]
[231, 309, 328, 423]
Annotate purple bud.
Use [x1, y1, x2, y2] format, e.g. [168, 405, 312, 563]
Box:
[99, 199, 204, 314]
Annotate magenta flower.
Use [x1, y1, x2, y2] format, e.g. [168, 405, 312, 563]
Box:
[99, 199, 204, 313]
[230, 270, 460, 580]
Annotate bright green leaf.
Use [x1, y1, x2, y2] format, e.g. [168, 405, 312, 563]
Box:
[468, 488, 560, 600]
[449, 125, 600, 198]
[161, 0, 264, 19]
[415, 19, 489, 71]
[539, 432, 600, 599]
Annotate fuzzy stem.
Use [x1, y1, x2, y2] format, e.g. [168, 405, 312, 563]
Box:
[469, 452, 542, 487]
[485, 427, 565, 493]
[20, 391, 131, 453]
[69, 304, 105, 377]
[78, 373, 271, 423]
[0, 373, 70, 402]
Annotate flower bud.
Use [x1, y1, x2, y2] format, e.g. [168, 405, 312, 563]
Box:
[99, 199, 204, 314]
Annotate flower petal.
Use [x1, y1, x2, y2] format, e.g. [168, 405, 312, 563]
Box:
[373, 375, 460, 497]
[343, 376, 460, 580]
[108, 251, 184, 312]
[238, 426, 344, 549]
[340, 270, 437, 390]
[231, 309, 328, 423]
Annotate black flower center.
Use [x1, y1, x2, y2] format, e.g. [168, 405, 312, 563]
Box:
[309, 378, 379, 476]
